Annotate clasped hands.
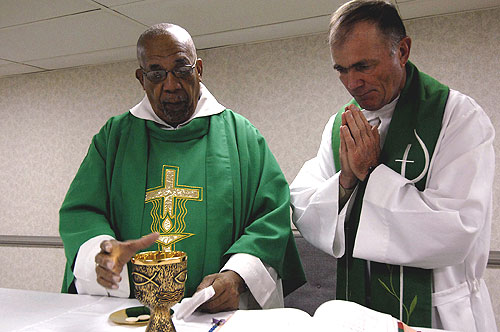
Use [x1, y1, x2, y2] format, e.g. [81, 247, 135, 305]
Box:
[94, 232, 246, 313]
[339, 104, 381, 189]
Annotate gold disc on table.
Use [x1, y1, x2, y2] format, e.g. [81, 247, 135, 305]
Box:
[109, 306, 150, 326]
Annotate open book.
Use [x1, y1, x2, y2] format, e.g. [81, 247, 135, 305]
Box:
[218, 300, 453, 332]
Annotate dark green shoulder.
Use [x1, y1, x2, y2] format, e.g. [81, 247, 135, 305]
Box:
[90, 111, 145, 158]
[217, 109, 263, 138]
[94, 111, 144, 140]
[101, 111, 137, 131]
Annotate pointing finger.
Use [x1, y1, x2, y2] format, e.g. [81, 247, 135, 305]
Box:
[126, 233, 159, 252]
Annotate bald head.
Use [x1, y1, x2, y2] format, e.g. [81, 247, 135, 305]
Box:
[136, 23, 197, 67]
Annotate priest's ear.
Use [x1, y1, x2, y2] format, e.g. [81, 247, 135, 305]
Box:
[397, 36, 411, 67]
[135, 68, 145, 89]
[195, 58, 203, 82]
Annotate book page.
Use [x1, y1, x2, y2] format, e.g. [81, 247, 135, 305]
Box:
[216, 300, 455, 332]
[312, 300, 398, 332]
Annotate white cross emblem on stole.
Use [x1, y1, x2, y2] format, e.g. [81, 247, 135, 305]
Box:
[395, 129, 430, 183]
[393, 129, 430, 320]
[395, 144, 414, 177]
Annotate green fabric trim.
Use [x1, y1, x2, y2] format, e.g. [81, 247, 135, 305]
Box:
[331, 99, 360, 172]
[142, 118, 211, 296]
[333, 61, 449, 326]
[125, 306, 150, 317]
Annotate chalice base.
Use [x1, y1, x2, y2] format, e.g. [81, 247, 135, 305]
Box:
[146, 306, 175, 332]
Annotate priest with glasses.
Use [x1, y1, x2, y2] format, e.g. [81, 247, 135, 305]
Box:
[59, 23, 305, 313]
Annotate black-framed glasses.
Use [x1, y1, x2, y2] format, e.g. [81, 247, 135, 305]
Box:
[141, 60, 197, 83]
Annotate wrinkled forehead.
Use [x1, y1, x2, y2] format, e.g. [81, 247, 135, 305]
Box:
[138, 31, 196, 67]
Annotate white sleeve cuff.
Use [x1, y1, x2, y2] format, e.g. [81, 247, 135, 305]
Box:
[221, 253, 282, 309]
[74, 235, 130, 298]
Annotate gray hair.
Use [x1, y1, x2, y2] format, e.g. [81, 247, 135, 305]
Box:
[329, 0, 406, 51]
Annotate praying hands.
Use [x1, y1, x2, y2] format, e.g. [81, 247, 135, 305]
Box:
[339, 104, 380, 189]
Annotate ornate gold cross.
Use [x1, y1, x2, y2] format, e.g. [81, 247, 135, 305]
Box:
[145, 165, 202, 250]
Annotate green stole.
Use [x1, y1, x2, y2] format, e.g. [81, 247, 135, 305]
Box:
[143, 119, 212, 296]
[332, 62, 449, 326]
[121, 115, 244, 297]
[106, 115, 238, 297]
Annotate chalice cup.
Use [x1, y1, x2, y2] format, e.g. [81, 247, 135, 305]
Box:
[132, 251, 187, 332]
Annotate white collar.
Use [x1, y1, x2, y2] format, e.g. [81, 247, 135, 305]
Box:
[130, 83, 226, 130]
[361, 95, 399, 124]
[360, 96, 400, 147]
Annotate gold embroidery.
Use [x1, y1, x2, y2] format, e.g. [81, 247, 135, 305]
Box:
[145, 165, 203, 250]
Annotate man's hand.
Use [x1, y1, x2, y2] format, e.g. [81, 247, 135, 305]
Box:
[340, 104, 380, 183]
[196, 270, 247, 313]
[339, 106, 358, 189]
[94, 233, 159, 289]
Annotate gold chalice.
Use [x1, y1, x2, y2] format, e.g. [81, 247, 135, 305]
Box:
[132, 251, 187, 332]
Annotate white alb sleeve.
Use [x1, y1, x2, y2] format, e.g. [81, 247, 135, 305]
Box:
[290, 114, 350, 257]
[221, 253, 283, 309]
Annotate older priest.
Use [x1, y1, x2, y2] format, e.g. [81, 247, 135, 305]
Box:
[59, 23, 305, 312]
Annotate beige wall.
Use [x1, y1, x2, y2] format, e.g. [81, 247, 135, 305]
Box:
[0, 7, 498, 322]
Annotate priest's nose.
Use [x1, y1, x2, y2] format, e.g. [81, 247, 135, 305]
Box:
[343, 70, 364, 91]
[163, 72, 182, 91]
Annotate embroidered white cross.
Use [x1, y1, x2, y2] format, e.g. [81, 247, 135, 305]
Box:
[392, 129, 431, 320]
[395, 143, 414, 177]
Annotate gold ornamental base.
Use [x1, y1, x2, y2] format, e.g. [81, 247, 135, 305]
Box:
[132, 251, 187, 332]
[146, 307, 175, 332]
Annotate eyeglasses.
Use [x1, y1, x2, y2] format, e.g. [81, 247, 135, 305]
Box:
[141, 61, 197, 83]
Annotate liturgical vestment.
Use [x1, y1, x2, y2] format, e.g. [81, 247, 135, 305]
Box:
[290, 63, 496, 331]
[60, 84, 305, 306]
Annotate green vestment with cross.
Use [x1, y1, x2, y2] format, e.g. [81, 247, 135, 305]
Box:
[60, 109, 306, 298]
[332, 62, 449, 327]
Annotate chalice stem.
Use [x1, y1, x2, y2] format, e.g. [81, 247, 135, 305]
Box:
[146, 306, 175, 332]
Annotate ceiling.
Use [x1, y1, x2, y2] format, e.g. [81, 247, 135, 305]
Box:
[1, 0, 498, 78]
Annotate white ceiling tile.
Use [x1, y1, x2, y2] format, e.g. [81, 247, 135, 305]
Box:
[0, 0, 497, 79]
[25, 46, 137, 69]
[398, 0, 500, 19]
[95, 0, 146, 6]
[0, 10, 145, 62]
[114, 0, 342, 36]
[0, 0, 99, 29]
[194, 15, 331, 50]
[0, 62, 45, 77]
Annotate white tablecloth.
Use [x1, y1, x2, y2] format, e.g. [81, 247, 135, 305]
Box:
[0, 288, 233, 332]
[0, 288, 454, 332]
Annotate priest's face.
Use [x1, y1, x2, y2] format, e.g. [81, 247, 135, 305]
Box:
[136, 32, 202, 126]
[331, 21, 410, 111]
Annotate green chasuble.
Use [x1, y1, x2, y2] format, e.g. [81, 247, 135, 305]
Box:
[332, 62, 449, 326]
[59, 109, 305, 298]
